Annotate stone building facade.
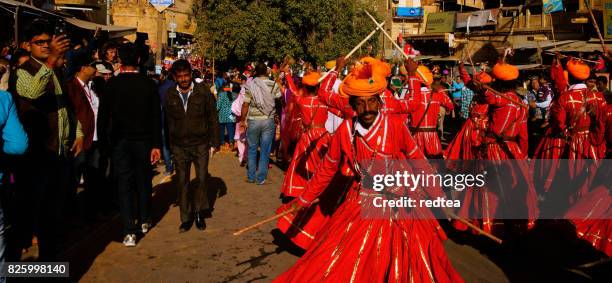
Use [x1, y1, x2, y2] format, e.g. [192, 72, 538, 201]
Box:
[111, 0, 196, 58]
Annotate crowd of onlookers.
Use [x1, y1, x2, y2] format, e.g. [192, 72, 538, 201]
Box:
[0, 18, 159, 263]
[0, 17, 278, 267]
[0, 17, 208, 266]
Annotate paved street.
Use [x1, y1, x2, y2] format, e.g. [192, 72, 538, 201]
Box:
[64, 151, 510, 282]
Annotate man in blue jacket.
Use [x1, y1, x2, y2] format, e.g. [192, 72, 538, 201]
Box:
[0, 89, 28, 281]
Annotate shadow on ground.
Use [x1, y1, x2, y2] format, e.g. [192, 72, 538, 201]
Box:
[444, 219, 611, 283]
[60, 172, 228, 281]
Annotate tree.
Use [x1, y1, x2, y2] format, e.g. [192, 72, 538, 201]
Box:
[192, 0, 382, 66]
[281, 0, 381, 64]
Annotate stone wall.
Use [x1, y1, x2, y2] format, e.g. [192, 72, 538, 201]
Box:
[111, 0, 196, 54]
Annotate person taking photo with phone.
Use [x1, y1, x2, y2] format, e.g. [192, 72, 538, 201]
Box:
[8, 19, 83, 261]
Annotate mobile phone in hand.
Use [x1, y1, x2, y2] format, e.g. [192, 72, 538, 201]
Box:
[54, 20, 68, 37]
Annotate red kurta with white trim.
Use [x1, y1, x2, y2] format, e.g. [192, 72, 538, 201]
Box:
[476, 89, 538, 233]
[396, 84, 454, 158]
[536, 86, 607, 160]
[274, 113, 464, 283]
[481, 89, 529, 159]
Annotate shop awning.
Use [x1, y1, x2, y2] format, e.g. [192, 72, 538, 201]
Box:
[456, 9, 499, 29]
[0, 0, 56, 16]
[513, 40, 577, 50]
[0, 0, 135, 38]
[549, 41, 612, 52]
[405, 33, 448, 41]
[64, 17, 136, 38]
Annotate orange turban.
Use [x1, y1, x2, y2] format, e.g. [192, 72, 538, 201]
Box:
[417, 65, 433, 86]
[359, 57, 391, 77]
[492, 62, 519, 81]
[302, 72, 321, 87]
[475, 72, 493, 84]
[566, 59, 590, 80]
[339, 57, 390, 97]
[325, 60, 336, 70]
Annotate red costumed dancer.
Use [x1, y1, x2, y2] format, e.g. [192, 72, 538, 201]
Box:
[274, 57, 464, 283]
[535, 56, 609, 252]
[535, 57, 607, 161]
[280, 72, 305, 162]
[444, 63, 492, 233]
[533, 57, 607, 201]
[454, 61, 538, 234]
[444, 63, 491, 160]
[400, 63, 454, 159]
[277, 71, 344, 250]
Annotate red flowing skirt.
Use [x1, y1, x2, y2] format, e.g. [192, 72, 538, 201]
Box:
[413, 131, 443, 158]
[482, 140, 526, 160]
[534, 129, 565, 160]
[444, 118, 485, 160]
[277, 203, 327, 250]
[535, 129, 605, 160]
[281, 104, 304, 159]
[274, 190, 464, 283]
[277, 169, 353, 250]
[534, 131, 604, 197]
[565, 186, 612, 257]
[453, 141, 538, 233]
[280, 128, 330, 197]
[451, 188, 497, 234]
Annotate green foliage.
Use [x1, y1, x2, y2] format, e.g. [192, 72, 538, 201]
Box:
[192, 0, 381, 65]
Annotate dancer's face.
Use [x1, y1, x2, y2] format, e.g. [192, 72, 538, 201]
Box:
[351, 95, 381, 128]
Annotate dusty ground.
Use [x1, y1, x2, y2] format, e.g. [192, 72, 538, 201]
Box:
[63, 151, 512, 282]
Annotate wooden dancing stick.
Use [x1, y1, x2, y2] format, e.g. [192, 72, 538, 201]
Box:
[233, 199, 320, 236]
[233, 208, 297, 236]
[318, 20, 386, 83]
[543, 52, 599, 63]
[584, 0, 608, 53]
[363, 10, 428, 81]
[446, 211, 503, 244]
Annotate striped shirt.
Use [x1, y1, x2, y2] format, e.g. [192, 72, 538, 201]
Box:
[15, 58, 82, 155]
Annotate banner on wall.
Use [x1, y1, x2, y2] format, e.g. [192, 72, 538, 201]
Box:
[543, 0, 564, 14]
[425, 12, 456, 33]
